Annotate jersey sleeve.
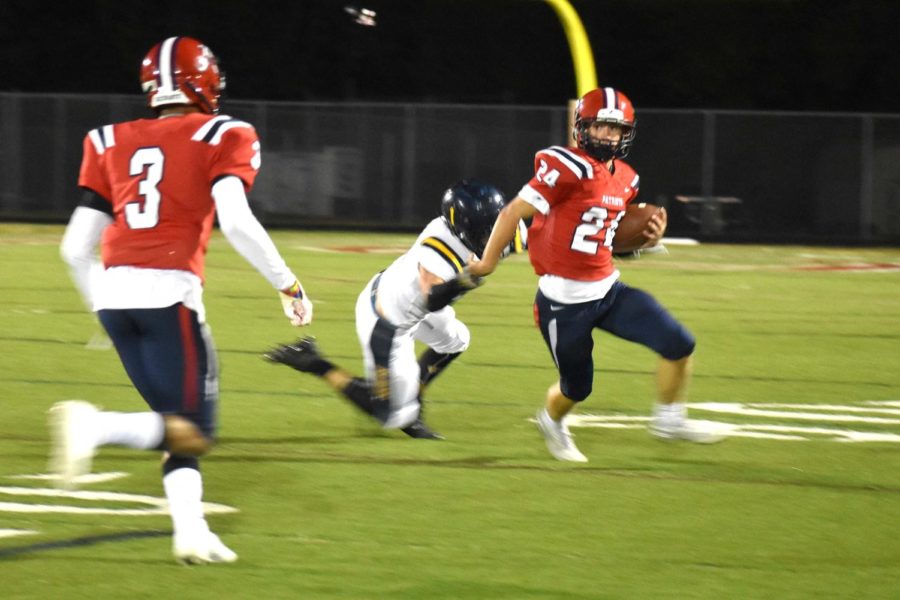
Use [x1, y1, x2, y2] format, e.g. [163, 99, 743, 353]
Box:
[416, 236, 467, 281]
[79, 189, 113, 215]
[77, 132, 113, 201]
[620, 164, 641, 205]
[518, 147, 586, 215]
[208, 121, 261, 192]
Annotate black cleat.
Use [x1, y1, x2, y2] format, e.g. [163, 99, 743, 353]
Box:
[401, 419, 445, 440]
[264, 337, 327, 374]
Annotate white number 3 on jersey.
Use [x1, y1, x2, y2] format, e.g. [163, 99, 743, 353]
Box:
[125, 147, 164, 230]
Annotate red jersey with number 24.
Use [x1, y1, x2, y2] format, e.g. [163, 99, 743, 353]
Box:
[522, 145, 640, 281]
[78, 113, 260, 281]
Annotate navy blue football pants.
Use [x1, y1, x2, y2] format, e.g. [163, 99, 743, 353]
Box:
[98, 303, 218, 438]
[533, 281, 695, 402]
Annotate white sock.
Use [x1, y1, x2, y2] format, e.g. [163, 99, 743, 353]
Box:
[653, 402, 686, 427]
[93, 411, 165, 449]
[163, 467, 209, 538]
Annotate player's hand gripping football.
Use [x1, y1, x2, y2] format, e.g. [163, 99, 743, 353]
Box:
[642, 207, 668, 247]
[279, 280, 314, 326]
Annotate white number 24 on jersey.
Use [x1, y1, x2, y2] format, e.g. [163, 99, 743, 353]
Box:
[571, 206, 625, 254]
[536, 160, 560, 187]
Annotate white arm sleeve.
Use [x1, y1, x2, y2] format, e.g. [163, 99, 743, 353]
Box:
[212, 176, 297, 290]
[60, 206, 113, 310]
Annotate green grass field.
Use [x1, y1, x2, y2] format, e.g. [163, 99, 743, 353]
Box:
[2, 223, 899, 599]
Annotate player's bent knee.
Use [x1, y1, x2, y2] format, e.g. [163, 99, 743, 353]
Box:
[659, 329, 696, 361]
[560, 380, 592, 402]
[429, 321, 471, 354]
[163, 415, 213, 456]
[446, 323, 471, 353]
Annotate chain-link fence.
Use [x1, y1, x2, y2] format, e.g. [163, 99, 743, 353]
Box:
[2, 92, 898, 243]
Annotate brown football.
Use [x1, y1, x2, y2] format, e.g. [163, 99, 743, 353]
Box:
[612, 203, 663, 253]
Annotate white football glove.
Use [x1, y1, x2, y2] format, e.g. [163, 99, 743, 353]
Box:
[279, 281, 314, 326]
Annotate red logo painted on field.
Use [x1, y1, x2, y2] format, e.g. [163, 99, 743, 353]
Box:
[795, 263, 900, 272]
[329, 246, 407, 254]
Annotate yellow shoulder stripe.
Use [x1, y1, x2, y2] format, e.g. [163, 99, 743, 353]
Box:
[422, 237, 463, 273]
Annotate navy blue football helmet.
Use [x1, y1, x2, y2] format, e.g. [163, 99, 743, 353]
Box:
[440, 180, 506, 257]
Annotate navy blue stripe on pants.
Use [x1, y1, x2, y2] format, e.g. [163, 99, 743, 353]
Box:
[98, 303, 218, 438]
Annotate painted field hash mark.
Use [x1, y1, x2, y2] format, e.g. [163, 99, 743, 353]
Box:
[569, 401, 900, 443]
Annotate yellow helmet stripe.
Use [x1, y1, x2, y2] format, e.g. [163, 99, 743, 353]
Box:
[513, 224, 523, 253]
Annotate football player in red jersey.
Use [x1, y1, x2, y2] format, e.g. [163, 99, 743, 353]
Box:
[470, 87, 724, 462]
[53, 36, 313, 564]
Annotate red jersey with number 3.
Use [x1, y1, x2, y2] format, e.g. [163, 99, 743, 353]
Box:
[521, 145, 640, 281]
[77, 113, 260, 281]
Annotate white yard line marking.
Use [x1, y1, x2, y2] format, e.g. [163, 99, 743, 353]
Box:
[689, 402, 900, 424]
[0, 529, 38, 539]
[746, 403, 900, 416]
[868, 400, 900, 408]
[0, 473, 238, 516]
[9, 472, 130, 484]
[565, 401, 900, 443]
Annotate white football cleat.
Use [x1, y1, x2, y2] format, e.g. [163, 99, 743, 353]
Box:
[650, 419, 726, 444]
[535, 409, 588, 463]
[48, 400, 99, 490]
[174, 531, 238, 565]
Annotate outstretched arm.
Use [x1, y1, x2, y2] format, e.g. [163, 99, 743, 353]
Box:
[212, 176, 313, 326]
[468, 197, 535, 277]
[419, 265, 481, 312]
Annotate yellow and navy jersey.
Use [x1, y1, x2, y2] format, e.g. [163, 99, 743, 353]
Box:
[376, 217, 473, 329]
[416, 219, 472, 282]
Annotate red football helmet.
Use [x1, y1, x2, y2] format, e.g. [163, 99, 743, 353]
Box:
[140, 36, 225, 114]
[573, 87, 637, 161]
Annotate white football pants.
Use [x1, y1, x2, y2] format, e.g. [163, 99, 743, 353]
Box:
[355, 274, 470, 429]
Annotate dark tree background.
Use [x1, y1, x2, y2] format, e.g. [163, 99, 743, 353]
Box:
[1, 0, 896, 111]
